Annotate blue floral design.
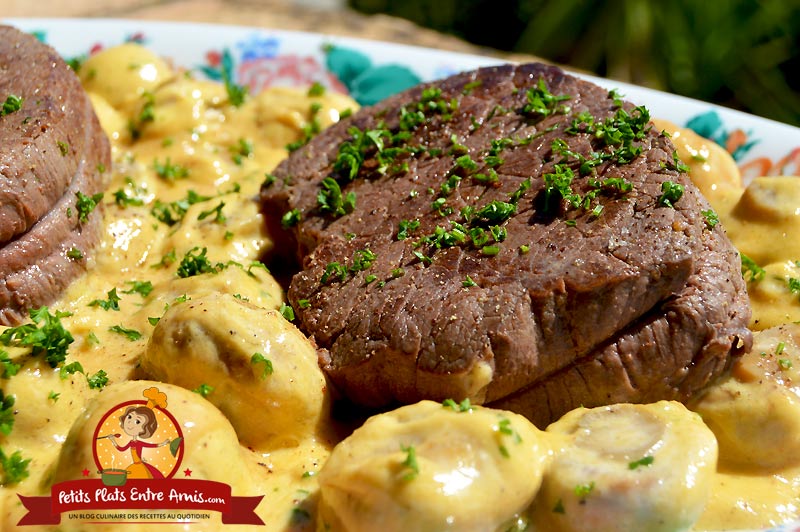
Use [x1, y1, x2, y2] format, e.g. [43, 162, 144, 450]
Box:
[237, 34, 280, 61]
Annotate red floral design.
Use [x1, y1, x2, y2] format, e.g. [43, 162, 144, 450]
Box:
[237, 55, 347, 94]
[206, 50, 222, 68]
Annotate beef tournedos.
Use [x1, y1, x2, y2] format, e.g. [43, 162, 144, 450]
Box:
[0, 25, 110, 325]
[261, 62, 752, 427]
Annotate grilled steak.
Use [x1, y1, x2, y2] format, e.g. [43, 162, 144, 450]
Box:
[0, 25, 110, 325]
[261, 62, 751, 426]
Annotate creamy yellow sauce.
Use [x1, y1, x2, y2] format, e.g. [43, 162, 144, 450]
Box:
[1, 44, 799, 531]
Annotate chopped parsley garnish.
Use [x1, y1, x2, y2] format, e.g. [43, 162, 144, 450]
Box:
[153, 158, 189, 180]
[307, 81, 326, 97]
[0, 307, 74, 368]
[521, 78, 571, 118]
[122, 280, 154, 297]
[113, 188, 146, 208]
[496, 417, 523, 458]
[197, 201, 227, 223]
[177, 247, 220, 278]
[281, 208, 301, 228]
[1, 94, 23, 116]
[454, 154, 479, 173]
[66, 247, 84, 260]
[701, 209, 719, 229]
[109, 325, 143, 341]
[473, 169, 499, 185]
[48, 391, 60, 402]
[75, 191, 104, 223]
[661, 150, 691, 173]
[321, 262, 348, 284]
[318, 177, 356, 217]
[462, 275, 478, 288]
[0, 351, 20, 379]
[608, 88, 625, 107]
[397, 219, 420, 240]
[287, 102, 323, 151]
[0, 391, 15, 435]
[462, 79, 483, 95]
[400, 444, 419, 481]
[279, 303, 295, 321]
[59, 361, 84, 379]
[350, 249, 377, 274]
[129, 91, 156, 140]
[332, 126, 390, 181]
[442, 398, 473, 412]
[0, 448, 30, 485]
[87, 369, 109, 389]
[740, 254, 765, 282]
[193, 383, 215, 397]
[788, 277, 800, 297]
[542, 164, 580, 213]
[152, 249, 177, 269]
[657, 180, 684, 208]
[471, 201, 517, 225]
[574, 481, 596, 498]
[262, 173, 276, 188]
[230, 138, 253, 165]
[88, 288, 122, 311]
[628, 456, 655, 469]
[57, 140, 70, 156]
[251, 352, 274, 378]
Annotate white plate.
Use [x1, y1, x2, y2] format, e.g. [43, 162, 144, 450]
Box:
[3, 17, 800, 532]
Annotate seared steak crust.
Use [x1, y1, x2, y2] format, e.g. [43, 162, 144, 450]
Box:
[0, 25, 110, 325]
[261, 62, 751, 426]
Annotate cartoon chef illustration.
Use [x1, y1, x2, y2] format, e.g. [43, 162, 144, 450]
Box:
[105, 387, 172, 479]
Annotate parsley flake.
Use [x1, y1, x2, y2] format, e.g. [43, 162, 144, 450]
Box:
[741, 253, 765, 282]
[0, 391, 15, 436]
[75, 191, 104, 223]
[251, 352, 274, 378]
[193, 383, 215, 397]
[443, 398, 473, 412]
[108, 325, 142, 341]
[1, 94, 23, 116]
[279, 303, 295, 321]
[0, 307, 74, 368]
[628, 456, 655, 469]
[0, 448, 30, 485]
[88, 288, 122, 311]
[122, 280, 154, 297]
[400, 444, 419, 481]
[657, 181, 684, 208]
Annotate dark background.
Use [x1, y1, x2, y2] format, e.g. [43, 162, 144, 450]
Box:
[349, 0, 800, 127]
